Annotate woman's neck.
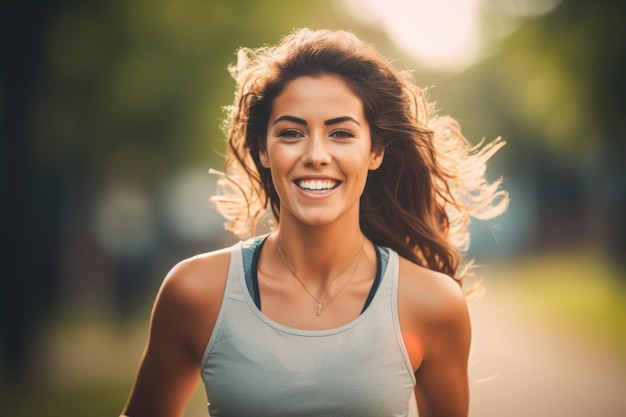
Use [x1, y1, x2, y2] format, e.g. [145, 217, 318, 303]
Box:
[271, 223, 365, 287]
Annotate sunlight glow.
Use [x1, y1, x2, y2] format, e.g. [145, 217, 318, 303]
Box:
[341, 0, 561, 72]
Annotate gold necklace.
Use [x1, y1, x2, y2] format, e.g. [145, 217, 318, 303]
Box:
[276, 237, 365, 316]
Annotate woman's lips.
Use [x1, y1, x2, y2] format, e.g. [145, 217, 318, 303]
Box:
[295, 179, 341, 192]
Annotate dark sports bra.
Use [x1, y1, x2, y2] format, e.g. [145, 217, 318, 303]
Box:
[241, 235, 388, 313]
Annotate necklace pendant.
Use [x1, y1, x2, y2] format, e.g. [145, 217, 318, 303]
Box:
[316, 303, 323, 316]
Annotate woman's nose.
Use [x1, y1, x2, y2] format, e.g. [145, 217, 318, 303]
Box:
[301, 133, 331, 167]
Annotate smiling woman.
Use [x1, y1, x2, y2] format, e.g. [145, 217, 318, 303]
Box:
[259, 75, 382, 230]
[120, 28, 508, 417]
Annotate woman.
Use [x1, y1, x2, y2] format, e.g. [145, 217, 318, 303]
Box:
[121, 28, 508, 417]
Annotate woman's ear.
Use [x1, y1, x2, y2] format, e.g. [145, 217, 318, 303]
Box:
[259, 147, 270, 168]
[255, 133, 271, 168]
[368, 149, 384, 170]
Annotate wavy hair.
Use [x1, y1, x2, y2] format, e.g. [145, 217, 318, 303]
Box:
[211, 28, 509, 286]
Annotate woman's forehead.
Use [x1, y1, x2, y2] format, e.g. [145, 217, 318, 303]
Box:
[269, 75, 366, 124]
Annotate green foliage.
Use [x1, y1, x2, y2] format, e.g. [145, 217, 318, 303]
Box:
[0, 379, 130, 417]
[37, 0, 350, 179]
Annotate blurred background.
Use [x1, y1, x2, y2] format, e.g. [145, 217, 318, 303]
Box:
[1, 0, 625, 416]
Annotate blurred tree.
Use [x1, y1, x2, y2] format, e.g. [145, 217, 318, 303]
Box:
[1, 0, 62, 386]
[488, 0, 626, 267]
[0, 0, 349, 385]
[407, 0, 626, 266]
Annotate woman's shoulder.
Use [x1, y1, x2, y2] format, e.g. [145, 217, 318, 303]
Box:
[397, 256, 468, 326]
[150, 244, 238, 359]
[169, 244, 235, 279]
[152, 243, 239, 325]
[161, 244, 235, 300]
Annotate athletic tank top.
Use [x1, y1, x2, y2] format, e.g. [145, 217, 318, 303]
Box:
[201, 236, 416, 417]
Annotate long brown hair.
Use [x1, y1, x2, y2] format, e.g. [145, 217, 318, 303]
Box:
[212, 28, 508, 285]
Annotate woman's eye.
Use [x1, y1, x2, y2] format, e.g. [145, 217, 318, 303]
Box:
[277, 129, 303, 139]
[331, 129, 354, 139]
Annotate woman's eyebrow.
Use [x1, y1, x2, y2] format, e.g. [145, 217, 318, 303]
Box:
[272, 115, 361, 127]
[325, 116, 360, 127]
[272, 115, 307, 125]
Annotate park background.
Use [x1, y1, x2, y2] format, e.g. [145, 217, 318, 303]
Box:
[1, 0, 625, 416]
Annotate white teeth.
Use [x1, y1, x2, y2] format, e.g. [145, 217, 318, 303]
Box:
[297, 179, 338, 191]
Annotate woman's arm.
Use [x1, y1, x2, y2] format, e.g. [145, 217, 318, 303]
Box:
[121, 252, 229, 417]
[413, 285, 471, 417]
[400, 261, 472, 417]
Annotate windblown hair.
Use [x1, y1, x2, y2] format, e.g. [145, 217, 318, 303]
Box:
[211, 28, 508, 286]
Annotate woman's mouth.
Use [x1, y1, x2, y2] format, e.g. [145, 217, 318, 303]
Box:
[295, 179, 340, 192]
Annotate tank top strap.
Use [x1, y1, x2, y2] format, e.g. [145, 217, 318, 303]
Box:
[241, 235, 269, 308]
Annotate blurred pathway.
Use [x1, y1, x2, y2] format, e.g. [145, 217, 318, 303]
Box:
[467, 282, 626, 417]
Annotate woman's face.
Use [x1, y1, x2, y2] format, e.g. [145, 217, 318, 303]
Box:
[260, 75, 383, 229]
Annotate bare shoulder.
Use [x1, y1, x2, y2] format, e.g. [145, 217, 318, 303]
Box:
[151, 245, 234, 360]
[397, 256, 471, 381]
[160, 245, 233, 304]
[397, 257, 469, 328]
[121, 247, 234, 417]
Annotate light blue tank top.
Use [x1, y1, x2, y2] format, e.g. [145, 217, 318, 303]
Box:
[201, 236, 416, 417]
